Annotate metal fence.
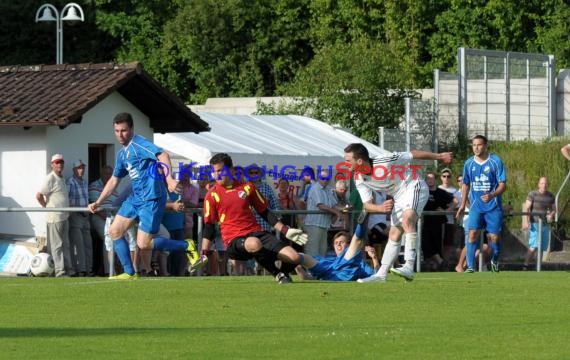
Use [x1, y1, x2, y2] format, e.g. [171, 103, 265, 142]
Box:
[382, 48, 556, 153]
[0, 207, 552, 273]
[379, 97, 437, 153]
[456, 48, 555, 141]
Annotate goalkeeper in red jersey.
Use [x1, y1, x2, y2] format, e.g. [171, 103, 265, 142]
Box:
[201, 153, 308, 284]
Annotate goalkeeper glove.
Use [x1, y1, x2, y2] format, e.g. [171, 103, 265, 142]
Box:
[280, 226, 309, 246]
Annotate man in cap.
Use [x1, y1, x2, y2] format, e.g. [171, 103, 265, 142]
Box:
[67, 159, 93, 276]
[36, 154, 74, 277]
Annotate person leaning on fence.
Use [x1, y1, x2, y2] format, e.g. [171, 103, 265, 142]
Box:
[200, 152, 308, 284]
[180, 172, 199, 239]
[422, 171, 454, 271]
[438, 168, 460, 254]
[303, 169, 342, 256]
[456, 135, 507, 273]
[277, 177, 296, 227]
[342, 143, 453, 283]
[294, 166, 316, 229]
[522, 176, 556, 270]
[66, 159, 93, 277]
[36, 154, 74, 277]
[88, 165, 118, 276]
[162, 187, 187, 276]
[330, 179, 351, 231]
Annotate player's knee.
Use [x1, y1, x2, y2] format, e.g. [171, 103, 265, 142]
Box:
[401, 216, 417, 231]
[108, 226, 123, 240]
[278, 247, 301, 264]
[244, 237, 263, 253]
[487, 233, 500, 242]
[138, 240, 153, 250]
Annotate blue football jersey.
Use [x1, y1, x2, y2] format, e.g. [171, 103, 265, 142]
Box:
[462, 153, 506, 212]
[114, 134, 167, 201]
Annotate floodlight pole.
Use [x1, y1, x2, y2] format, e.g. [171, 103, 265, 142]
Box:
[35, 3, 85, 64]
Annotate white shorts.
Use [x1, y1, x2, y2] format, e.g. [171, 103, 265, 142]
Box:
[390, 180, 429, 227]
[104, 216, 137, 252]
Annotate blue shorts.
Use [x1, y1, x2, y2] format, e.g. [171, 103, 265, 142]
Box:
[467, 207, 503, 235]
[528, 223, 549, 250]
[117, 195, 166, 234]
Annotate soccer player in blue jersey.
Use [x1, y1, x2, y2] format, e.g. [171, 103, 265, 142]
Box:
[299, 223, 379, 281]
[456, 135, 507, 273]
[88, 112, 203, 279]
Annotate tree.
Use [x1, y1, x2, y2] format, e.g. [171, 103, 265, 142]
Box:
[533, 1, 570, 69]
[382, 0, 448, 88]
[427, 0, 570, 73]
[94, 0, 180, 92]
[161, 0, 313, 103]
[261, 38, 414, 143]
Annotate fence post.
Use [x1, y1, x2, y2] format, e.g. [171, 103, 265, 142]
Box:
[417, 215, 423, 273]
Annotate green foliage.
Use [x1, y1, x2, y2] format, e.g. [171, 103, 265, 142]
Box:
[2, 274, 570, 359]
[479, 139, 567, 208]
[427, 0, 570, 73]
[1, 1, 569, 122]
[441, 137, 570, 234]
[532, 1, 570, 69]
[94, 0, 182, 94]
[258, 39, 413, 143]
[162, 0, 313, 103]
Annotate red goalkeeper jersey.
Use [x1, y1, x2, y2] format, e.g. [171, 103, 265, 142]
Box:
[203, 181, 269, 247]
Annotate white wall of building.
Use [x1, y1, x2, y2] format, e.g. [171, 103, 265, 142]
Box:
[0, 127, 47, 236]
[0, 92, 153, 237]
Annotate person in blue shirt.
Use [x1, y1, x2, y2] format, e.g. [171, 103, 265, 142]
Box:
[162, 191, 187, 276]
[456, 135, 507, 273]
[298, 223, 379, 281]
[88, 112, 204, 280]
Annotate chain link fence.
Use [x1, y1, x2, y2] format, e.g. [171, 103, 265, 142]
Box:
[457, 48, 555, 141]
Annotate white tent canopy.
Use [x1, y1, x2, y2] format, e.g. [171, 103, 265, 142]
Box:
[154, 112, 390, 179]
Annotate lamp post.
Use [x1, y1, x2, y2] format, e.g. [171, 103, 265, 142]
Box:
[35, 3, 85, 64]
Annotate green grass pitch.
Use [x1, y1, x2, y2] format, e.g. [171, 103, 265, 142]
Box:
[1, 272, 568, 359]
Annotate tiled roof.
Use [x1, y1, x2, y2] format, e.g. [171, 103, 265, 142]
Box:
[0, 62, 210, 133]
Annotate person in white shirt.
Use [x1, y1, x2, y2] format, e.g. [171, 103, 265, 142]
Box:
[343, 143, 453, 283]
[36, 154, 73, 277]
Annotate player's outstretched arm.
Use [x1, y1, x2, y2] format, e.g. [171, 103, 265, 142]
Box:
[264, 210, 309, 246]
[411, 150, 453, 164]
[344, 223, 366, 260]
[280, 225, 309, 246]
[89, 176, 120, 213]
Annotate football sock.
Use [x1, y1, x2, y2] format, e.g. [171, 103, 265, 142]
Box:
[253, 248, 280, 276]
[404, 232, 418, 268]
[490, 241, 501, 263]
[113, 237, 135, 275]
[153, 236, 187, 251]
[377, 240, 401, 276]
[466, 241, 477, 270]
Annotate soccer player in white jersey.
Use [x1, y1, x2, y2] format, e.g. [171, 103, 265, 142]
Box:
[342, 143, 453, 283]
[456, 135, 506, 273]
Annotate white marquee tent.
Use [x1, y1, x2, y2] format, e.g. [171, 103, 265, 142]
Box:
[154, 112, 390, 181]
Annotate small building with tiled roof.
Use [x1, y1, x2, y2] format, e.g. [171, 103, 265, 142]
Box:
[0, 62, 209, 237]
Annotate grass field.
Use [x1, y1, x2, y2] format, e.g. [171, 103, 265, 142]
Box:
[1, 272, 569, 359]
